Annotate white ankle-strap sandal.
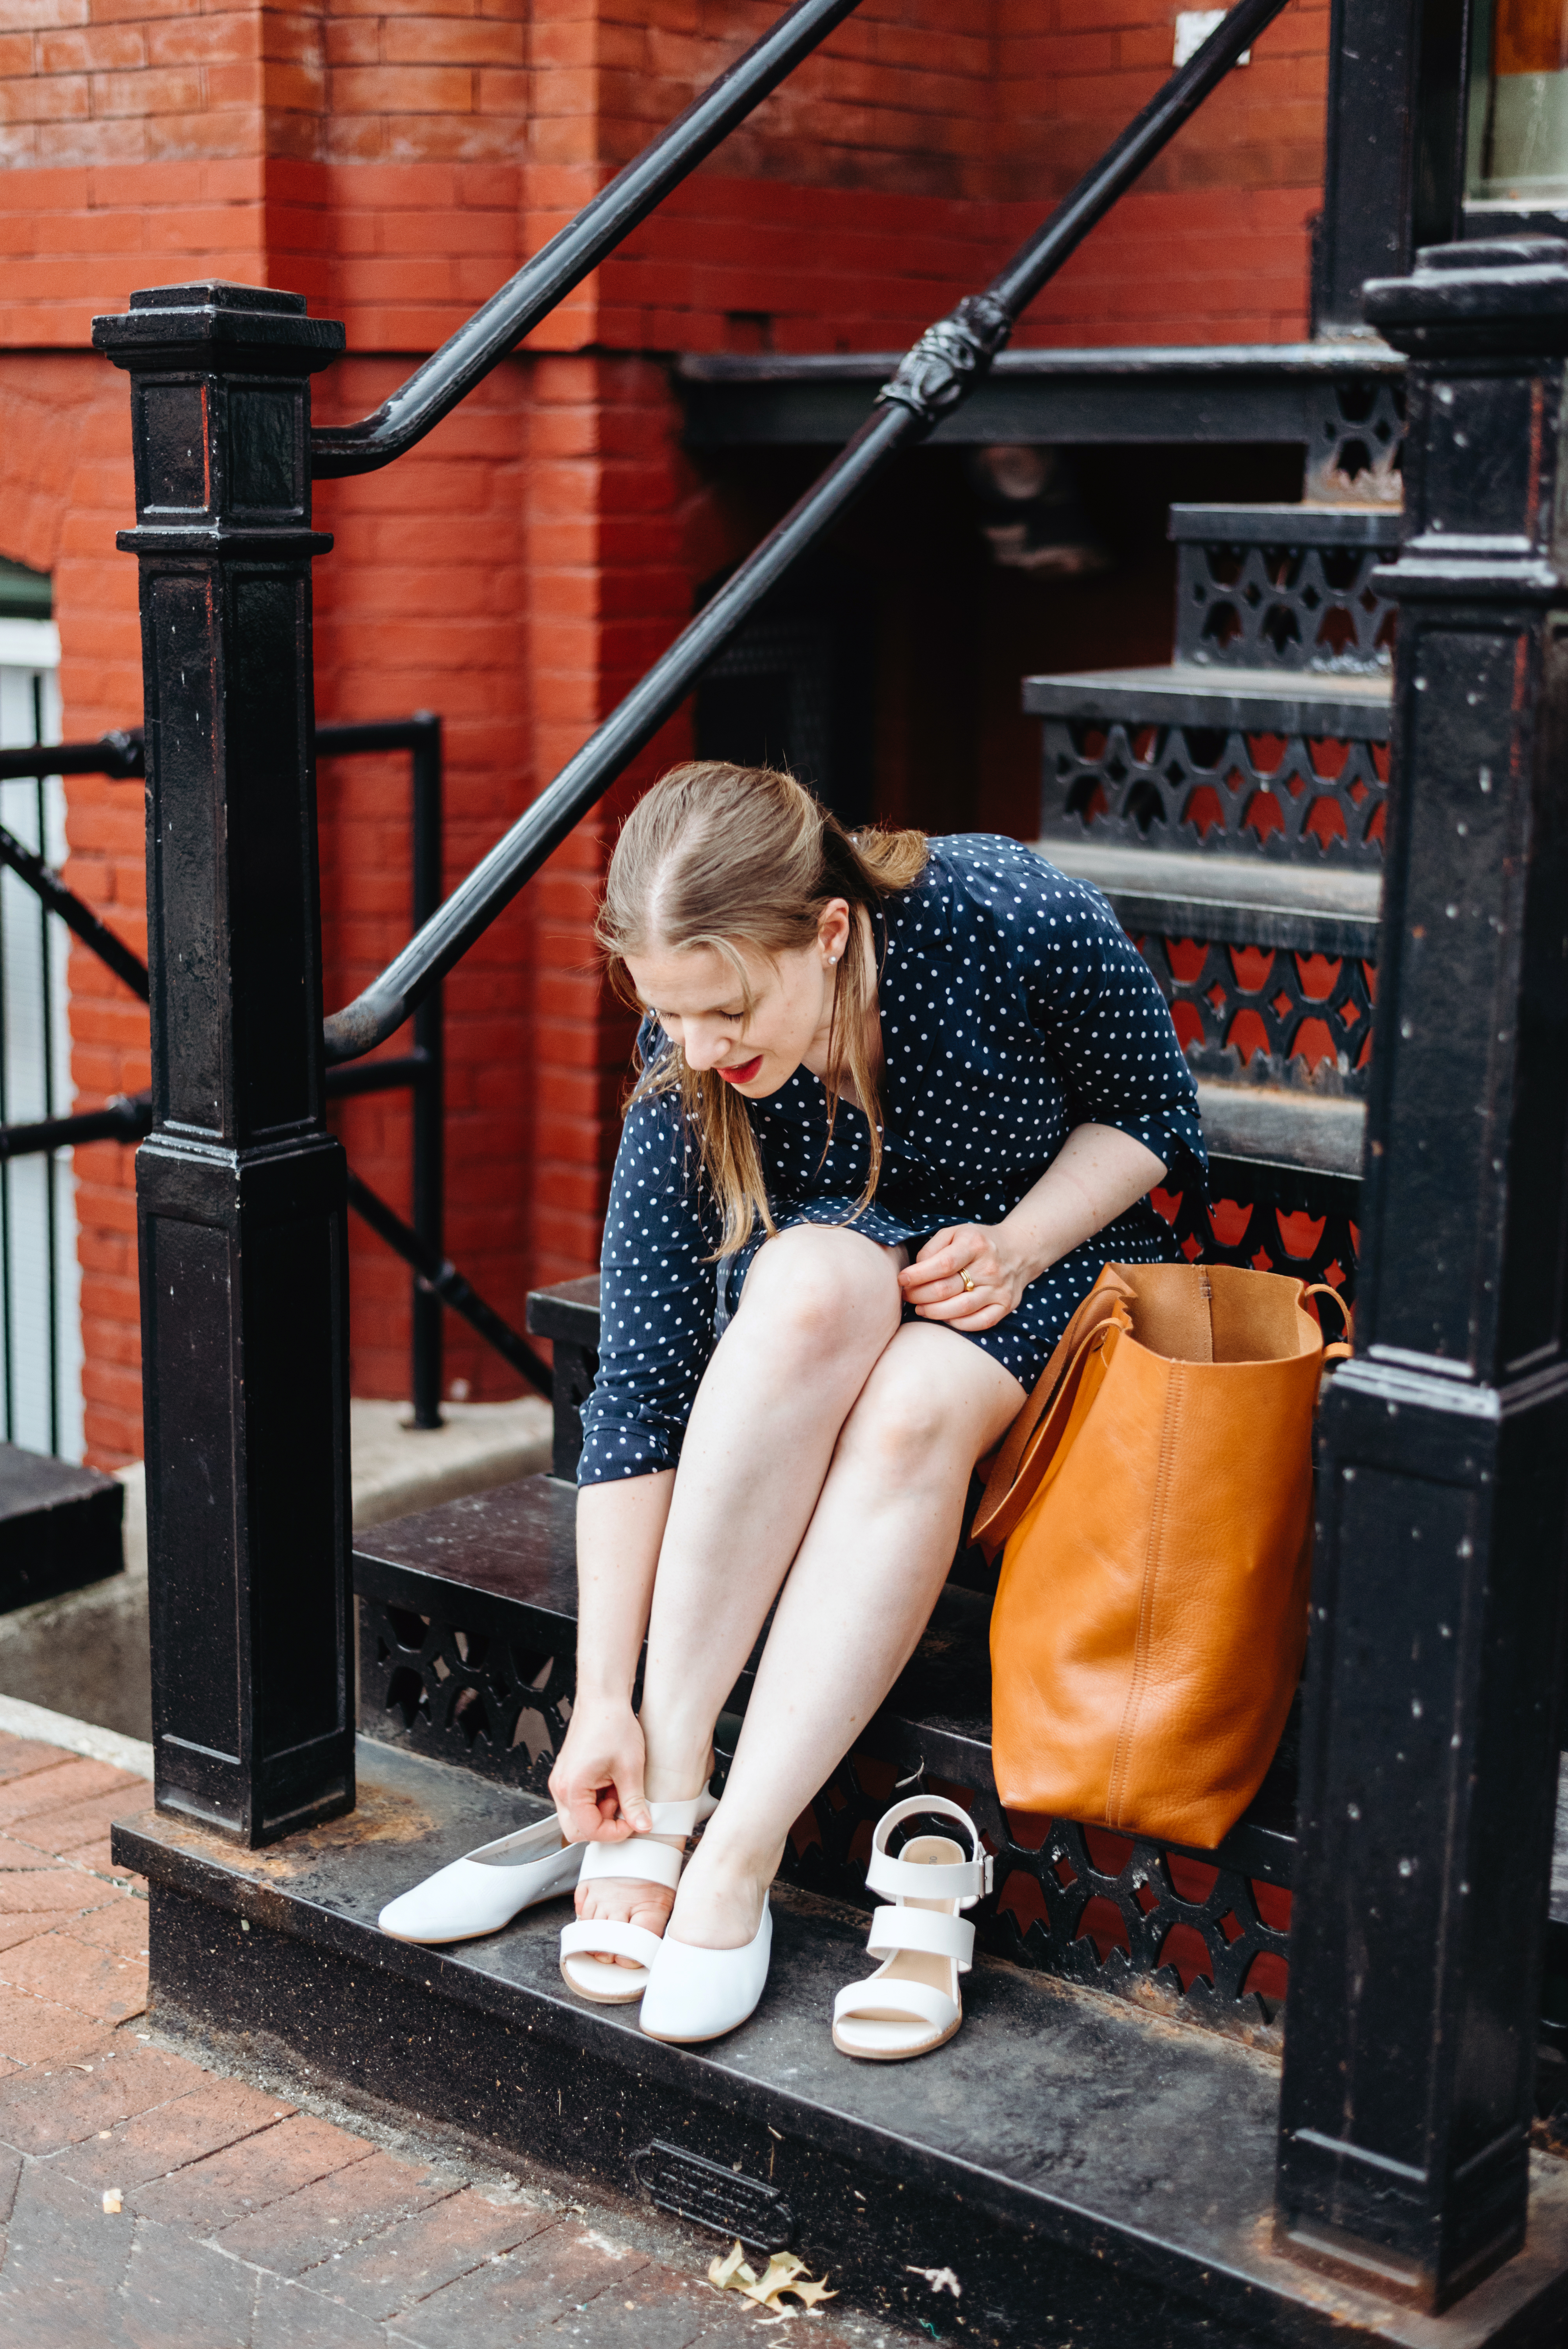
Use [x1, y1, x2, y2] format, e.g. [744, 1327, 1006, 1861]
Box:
[378, 1813, 587, 1946]
[558, 1793, 717, 2005]
[831, 1795, 993, 2062]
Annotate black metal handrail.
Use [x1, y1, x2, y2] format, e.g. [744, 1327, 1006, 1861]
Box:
[323, 0, 1288, 1061]
[0, 722, 551, 1401]
[310, 0, 866, 479]
[0, 814, 150, 1001]
[0, 728, 143, 783]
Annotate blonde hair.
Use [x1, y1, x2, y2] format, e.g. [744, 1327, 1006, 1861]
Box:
[596, 762, 929, 1255]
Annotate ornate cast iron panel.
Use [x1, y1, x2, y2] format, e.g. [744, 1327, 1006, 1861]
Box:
[360, 1595, 574, 1798]
[1044, 718, 1391, 863]
[1154, 1158, 1360, 1301]
[1303, 372, 1406, 505]
[358, 1579, 1302, 2048]
[1174, 533, 1397, 674]
[1137, 931, 1376, 1096]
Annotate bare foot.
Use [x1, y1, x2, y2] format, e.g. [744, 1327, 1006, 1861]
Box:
[572, 1759, 715, 1966]
[573, 1865, 677, 1963]
[663, 1833, 774, 1953]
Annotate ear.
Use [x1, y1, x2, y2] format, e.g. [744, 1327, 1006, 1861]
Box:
[818, 899, 851, 964]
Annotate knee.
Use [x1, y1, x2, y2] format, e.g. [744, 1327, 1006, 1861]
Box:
[837, 1347, 957, 1485]
[739, 1227, 901, 1362]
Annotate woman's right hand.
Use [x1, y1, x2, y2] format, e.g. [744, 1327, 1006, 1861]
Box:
[548, 1697, 652, 1844]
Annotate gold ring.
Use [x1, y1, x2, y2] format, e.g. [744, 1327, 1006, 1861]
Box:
[960, 1270, 975, 1293]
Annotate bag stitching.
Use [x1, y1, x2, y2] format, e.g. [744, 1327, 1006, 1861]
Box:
[1105, 1361, 1184, 1830]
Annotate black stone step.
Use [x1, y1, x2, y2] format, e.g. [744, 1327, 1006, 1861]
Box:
[1197, 1085, 1363, 1178]
[1047, 837, 1381, 957]
[0, 1443, 123, 1611]
[111, 1736, 1568, 2349]
[1028, 487, 1399, 865]
[1048, 838, 1379, 1125]
[1024, 661, 1392, 738]
[1169, 502, 1401, 675]
[354, 1467, 1313, 2078]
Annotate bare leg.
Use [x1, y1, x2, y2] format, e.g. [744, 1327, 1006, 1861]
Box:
[574, 1223, 905, 1948]
[664, 1321, 1024, 1949]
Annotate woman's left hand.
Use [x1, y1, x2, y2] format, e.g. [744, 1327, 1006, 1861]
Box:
[899, 1221, 1036, 1332]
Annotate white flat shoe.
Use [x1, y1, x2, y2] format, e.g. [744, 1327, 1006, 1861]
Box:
[638, 1901, 773, 2044]
[559, 1793, 718, 2005]
[832, 1795, 992, 2062]
[378, 1813, 586, 1945]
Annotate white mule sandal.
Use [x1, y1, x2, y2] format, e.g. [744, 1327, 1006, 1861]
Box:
[832, 1795, 993, 2061]
[638, 1901, 773, 2045]
[558, 1793, 718, 2005]
[378, 1813, 588, 1946]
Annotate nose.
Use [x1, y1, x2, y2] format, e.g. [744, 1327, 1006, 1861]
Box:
[682, 1022, 732, 1072]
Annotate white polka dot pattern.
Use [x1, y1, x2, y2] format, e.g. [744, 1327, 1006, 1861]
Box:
[578, 834, 1206, 1485]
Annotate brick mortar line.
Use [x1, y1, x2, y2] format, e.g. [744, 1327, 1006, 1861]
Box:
[134, 2004, 925, 2342]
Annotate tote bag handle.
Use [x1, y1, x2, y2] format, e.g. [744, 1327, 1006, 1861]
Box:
[1303, 1282, 1354, 1365]
[971, 1284, 1133, 1559]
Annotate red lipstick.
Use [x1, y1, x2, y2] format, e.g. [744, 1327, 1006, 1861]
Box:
[718, 1055, 763, 1085]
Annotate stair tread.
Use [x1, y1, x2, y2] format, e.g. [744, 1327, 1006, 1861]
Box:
[1167, 502, 1403, 546]
[0, 1442, 123, 1611]
[1043, 838, 1381, 919]
[1024, 663, 1393, 732]
[120, 1748, 1288, 2235]
[1197, 1082, 1364, 1178]
[356, 1471, 1297, 1881]
[112, 1741, 1568, 2349]
[1043, 838, 1381, 950]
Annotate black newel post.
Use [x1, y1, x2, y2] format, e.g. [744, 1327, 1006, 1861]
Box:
[1276, 239, 1568, 2309]
[93, 283, 353, 1846]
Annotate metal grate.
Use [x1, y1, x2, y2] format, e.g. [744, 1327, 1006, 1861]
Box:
[360, 1595, 572, 1797]
[1043, 716, 1391, 863]
[1302, 373, 1406, 505]
[1174, 535, 1397, 674]
[1137, 930, 1377, 1096]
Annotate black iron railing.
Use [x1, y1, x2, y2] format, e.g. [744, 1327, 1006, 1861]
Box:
[88, 0, 1288, 1829]
[309, 0, 867, 477]
[84, 0, 1568, 2315]
[321, 0, 1288, 1062]
[0, 720, 549, 1418]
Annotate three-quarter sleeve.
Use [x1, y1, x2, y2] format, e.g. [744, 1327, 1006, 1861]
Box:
[966, 844, 1206, 1194]
[576, 1076, 721, 1486]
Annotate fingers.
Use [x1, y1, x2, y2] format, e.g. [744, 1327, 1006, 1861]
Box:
[553, 1780, 619, 1844]
[613, 1758, 652, 1836]
[913, 1292, 1007, 1330]
[905, 1263, 997, 1310]
[550, 1763, 650, 1842]
[900, 1230, 965, 1290]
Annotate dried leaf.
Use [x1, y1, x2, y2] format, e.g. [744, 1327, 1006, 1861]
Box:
[738, 2254, 806, 2306]
[708, 2238, 835, 2317]
[788, 2276, 838, 2308]
[708, 2241, 757, 2293]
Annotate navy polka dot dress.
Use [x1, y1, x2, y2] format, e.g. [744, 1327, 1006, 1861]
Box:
[578, 834, 1205, 1485]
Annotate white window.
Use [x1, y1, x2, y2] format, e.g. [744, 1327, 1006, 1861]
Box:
[0, 603, 84, 1462]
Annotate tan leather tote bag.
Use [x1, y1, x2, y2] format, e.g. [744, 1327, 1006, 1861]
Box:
[972, 1262, 1348, 1850]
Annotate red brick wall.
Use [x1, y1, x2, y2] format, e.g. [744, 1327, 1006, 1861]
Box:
[0, 0, 1334, 1464]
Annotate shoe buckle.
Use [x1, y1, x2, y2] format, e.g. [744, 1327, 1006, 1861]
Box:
[981, 1851, 994, 1896]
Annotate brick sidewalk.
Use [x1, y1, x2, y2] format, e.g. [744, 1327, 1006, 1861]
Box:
[0, 1732, 922, 2349]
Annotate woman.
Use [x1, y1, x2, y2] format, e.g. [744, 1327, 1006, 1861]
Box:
[382, 761, 1203, 2058]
